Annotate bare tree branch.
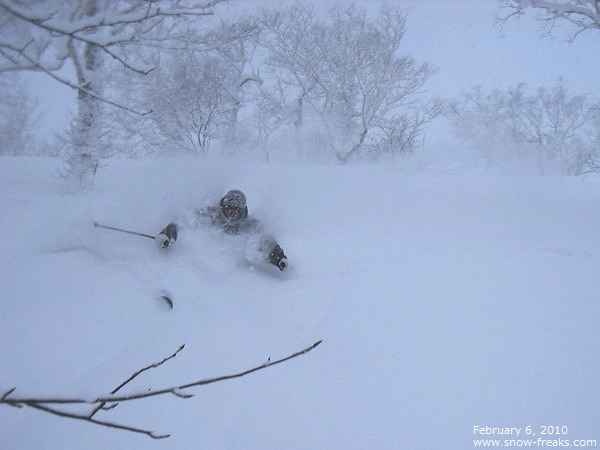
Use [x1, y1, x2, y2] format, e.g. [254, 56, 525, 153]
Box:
[24, 401, 171, 439]
[89, 343, 186, 418]
[1, 340, 322, 439]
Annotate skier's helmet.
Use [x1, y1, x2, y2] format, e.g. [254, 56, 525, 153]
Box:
[219, 189, 248, 220]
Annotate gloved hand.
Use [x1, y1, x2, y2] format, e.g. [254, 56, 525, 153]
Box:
[268, 245, 288, 271]
[277, 257, 288, 271]
[156, 233, 171, 248]
[156, 223, 178, 248]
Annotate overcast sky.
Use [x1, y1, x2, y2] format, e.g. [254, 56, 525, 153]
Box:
[400, 0, 599, 97]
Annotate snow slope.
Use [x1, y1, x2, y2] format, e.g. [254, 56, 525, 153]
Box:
[1, 156, 600, 449]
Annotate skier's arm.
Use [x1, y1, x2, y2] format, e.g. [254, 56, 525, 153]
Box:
[259, 235, 288, 271]
[156, 205, 215, 248]
[156, 222, 178, 248]
[157, 205, 216, 246]
[268, 243, 288, 271]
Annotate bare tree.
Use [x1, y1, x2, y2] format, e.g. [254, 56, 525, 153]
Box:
[498, 0, 600, 41]
[369, 104, 444, 160]
[0, 0, 225, 186]
[1, 340, 322, 439]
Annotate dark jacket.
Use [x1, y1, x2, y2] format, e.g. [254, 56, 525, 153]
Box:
[197, 204, 287, 271]
[159, 190, 287, 270]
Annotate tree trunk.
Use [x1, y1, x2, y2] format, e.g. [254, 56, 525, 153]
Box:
[336, 125, 368, 164]
[294, 95, 305, 160]
[65, 0, 102, 190]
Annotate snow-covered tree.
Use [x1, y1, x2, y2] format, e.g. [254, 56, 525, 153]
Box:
[208, 16, 262, 151]
[447, 80, 599, 174]
[0, 0, 225, 187]
[0, 74, 39, 155]
[583, 101, 600, 172]
[134, 15, 261, 156]
[499, 0, 600, 41]
[252, 82, 292, 161]
[145, 53, 235, 155]
[259, 3, 438, 162]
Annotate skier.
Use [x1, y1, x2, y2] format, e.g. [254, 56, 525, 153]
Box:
[156, 189, 288, 271]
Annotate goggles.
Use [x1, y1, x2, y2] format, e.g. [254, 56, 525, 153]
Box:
[221, 204, 244, 220]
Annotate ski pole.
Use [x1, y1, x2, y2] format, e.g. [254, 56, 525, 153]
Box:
[94, 222, 156, 240]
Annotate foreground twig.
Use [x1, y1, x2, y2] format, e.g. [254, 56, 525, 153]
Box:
[1, 340, 322, 439]
[88, 344, 186, 420]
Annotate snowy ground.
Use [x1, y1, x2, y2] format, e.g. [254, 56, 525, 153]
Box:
[1, 155, 600, 449]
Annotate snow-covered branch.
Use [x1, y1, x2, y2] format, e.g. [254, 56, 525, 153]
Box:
[1, 340, 322, 439]
[0, 0, 222, 38]
[0, 0, 226, 106]
[0, 0, 232, 185]
[0, 0, 227, 73]
[499, 0, 600, 40]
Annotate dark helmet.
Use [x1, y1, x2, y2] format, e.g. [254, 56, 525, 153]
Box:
[219, 189, 248, 220]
